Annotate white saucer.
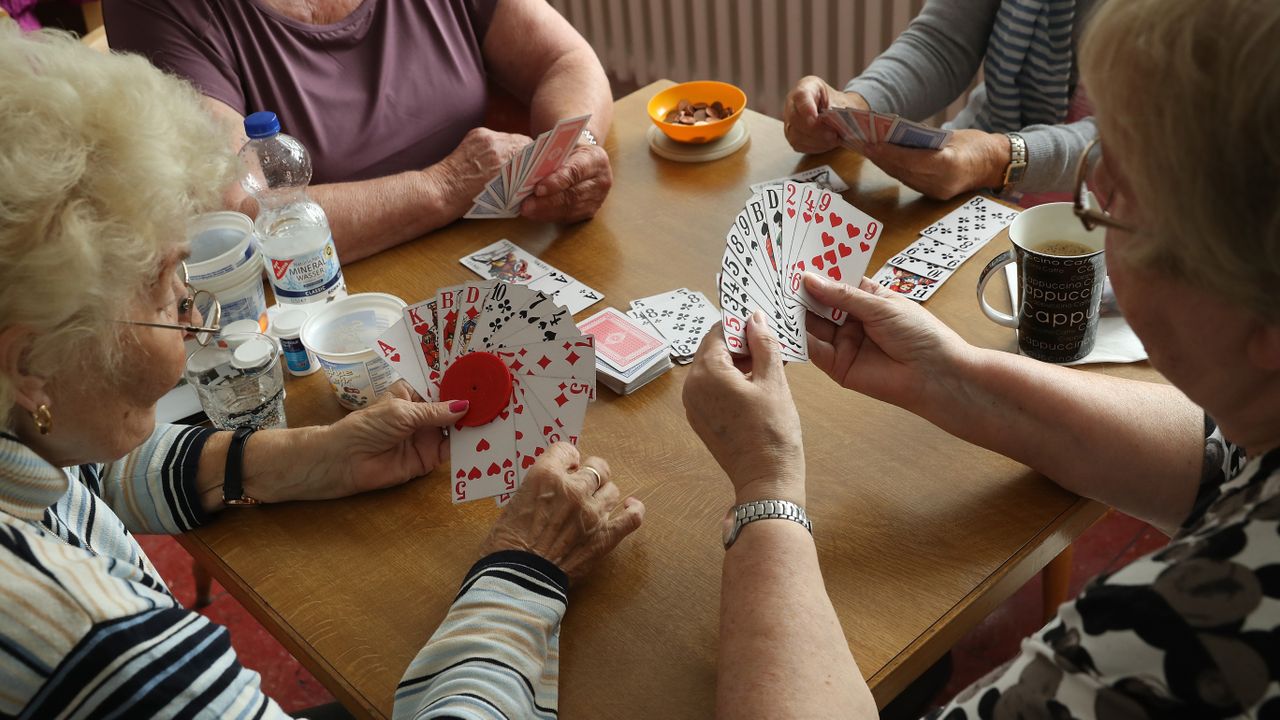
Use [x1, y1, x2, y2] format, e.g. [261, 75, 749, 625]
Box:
[646, 121, 750, 163]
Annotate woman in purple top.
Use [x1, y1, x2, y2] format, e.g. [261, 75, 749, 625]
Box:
[104, 0, 615, 262]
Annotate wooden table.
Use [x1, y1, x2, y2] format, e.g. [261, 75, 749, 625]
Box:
[179, 81, 1162, 718]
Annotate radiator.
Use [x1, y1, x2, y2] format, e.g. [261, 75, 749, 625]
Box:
[550, 0, 970, 123]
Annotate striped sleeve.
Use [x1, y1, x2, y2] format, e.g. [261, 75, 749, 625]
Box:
[394, 550, 569, 720]
[97, 424, 216, 535]
[0, 520, 291, 719]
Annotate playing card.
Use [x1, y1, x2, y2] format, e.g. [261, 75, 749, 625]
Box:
[496, 335, 597, 381]
[788, 189, 883, 323]
[871, 112, 898, 144]
[434, 284, 464, 367]
[578, 307, 667, 372]
[832, 107, 868, 143]
[402, 300, 443, 398]
[848, 108, 876, 143]
[463, 203, 518, 220]
[452, 280, 496, 357]
[521, 374, 593, 448]
[748, 165, 849, 195]
[514, 114, 592, 200]
[631, 290, 718, 359]
[460, 239, 554, 285]
[870, 264, 942, 302]
[898, 236, 983, 268]
[529, 270, 604, 315]
[885, 118, 953, 150]
[920, 196, 1021, 251]
[375, 318, 431, 400]
[886, 251, 952, 282]
[450, 420, 519, 503]
[471, 282, 539, 351]
[494, 292, 575, 347]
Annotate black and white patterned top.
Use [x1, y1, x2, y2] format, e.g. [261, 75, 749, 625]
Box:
[929, 417, 1279, 718]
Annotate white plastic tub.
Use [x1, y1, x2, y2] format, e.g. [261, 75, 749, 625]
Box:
[300, 293, 405, 410]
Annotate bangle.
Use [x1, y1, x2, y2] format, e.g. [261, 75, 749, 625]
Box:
[222, 427, 261, 506]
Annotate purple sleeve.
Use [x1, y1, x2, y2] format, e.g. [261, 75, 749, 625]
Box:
[103, 0, 246, 114]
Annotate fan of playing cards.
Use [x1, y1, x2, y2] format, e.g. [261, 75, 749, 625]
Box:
[465, 114, 592, 219]
[719, 180, 884, 361]
[375, 281, 596, 506]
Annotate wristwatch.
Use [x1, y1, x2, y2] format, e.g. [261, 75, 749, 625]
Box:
[998, 132, 1028, 193]
[222, 427, 262, 506]
[722, 499, 812, 550]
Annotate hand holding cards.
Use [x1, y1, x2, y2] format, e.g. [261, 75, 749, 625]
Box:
[719, 181, 884, 361]
[465, 115, 592, 219]
[373, 281, 596, 505]
[821, 107, 952, 150]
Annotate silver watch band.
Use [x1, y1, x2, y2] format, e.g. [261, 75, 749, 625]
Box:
[723, 499, 812, 549]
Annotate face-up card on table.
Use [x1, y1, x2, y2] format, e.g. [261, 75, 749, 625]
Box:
[896, 236, 975, 270]
[920, 196, 1021, 251]
[870, 263, 943, 302]
[460, 239, 553, 285]
[529, 270, 604, 315]
[632, 290, 719, 359]
[886, 251, 951, 282]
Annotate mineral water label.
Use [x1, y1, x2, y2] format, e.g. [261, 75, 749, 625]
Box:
[268, 236, 346, 302]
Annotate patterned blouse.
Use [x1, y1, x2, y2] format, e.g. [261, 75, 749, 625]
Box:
[930, 417, 1278, 718]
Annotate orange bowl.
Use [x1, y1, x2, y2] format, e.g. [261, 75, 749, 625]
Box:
[647, 81, 747, 144]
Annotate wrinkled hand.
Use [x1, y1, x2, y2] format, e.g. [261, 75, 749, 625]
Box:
[783, 76, 868, 155]
[860, 129, 1009, 200]
[521, 144, 613, 223]
[441, 127, 532, 209]
[479, 443, 644, 583]
[803, 273, 974, 413]
[682, 312, 806, 505]
[298, 383, 469, 501]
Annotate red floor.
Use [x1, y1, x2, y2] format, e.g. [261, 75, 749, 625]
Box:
[137, 510, 1170, 715]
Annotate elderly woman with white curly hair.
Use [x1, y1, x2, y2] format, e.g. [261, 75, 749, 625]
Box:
[0, 24, 642, 719]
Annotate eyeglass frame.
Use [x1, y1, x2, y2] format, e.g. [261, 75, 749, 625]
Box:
[1073, 138, 1137, 234]
[121, 261, 223, 345]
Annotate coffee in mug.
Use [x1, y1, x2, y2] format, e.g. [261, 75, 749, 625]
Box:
[976, 203, 1106, 363]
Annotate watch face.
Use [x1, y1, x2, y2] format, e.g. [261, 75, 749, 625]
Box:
[721, 507, 737, 548]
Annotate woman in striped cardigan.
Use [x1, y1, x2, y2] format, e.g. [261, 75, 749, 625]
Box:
[0, 23, 642, 718]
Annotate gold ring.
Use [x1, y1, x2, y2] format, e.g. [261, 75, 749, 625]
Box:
[582, 465, 603, 490]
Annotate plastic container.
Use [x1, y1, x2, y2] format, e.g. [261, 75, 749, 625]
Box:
[273, 307, 318, 376]
[300, 293, 405, 410]
[239, 111, 346, 307]
[187, 212, 268, 331]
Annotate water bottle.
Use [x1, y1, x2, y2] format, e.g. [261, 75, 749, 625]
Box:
[239, 111, 347, 306]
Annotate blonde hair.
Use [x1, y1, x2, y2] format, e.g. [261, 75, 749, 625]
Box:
[1080, 0, 1280, 320]
[0, 23, 234, 424]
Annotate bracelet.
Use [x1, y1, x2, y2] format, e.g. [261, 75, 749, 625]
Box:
[722, 499, 812, 549]
[222, 427, 261, 506]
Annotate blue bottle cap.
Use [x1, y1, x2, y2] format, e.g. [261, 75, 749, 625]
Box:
[244, 111, 281, 139]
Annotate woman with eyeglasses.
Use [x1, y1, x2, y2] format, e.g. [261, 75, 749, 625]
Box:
[0, 24, 641, 718]
[685, 0, 1280, 715]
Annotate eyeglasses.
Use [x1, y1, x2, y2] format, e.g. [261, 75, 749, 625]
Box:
[1073, 138, 1137, 234]
[122, 261, 222, 345]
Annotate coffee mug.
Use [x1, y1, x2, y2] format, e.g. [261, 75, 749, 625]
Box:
[976, 202, 1106, 363]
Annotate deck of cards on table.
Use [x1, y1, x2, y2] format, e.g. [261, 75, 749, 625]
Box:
[869, 196, 1021, 302]
[719, 181, 884, 361]
[465, 114, 592, 219]
[821, 106, 953, 150]
[577, 308, 671, 395]
[459, 238, 603, 315]
[626, 288, 719, 364]
[372, 281, 597, 506]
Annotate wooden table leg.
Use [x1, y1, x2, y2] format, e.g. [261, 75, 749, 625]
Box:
[194, 561, 214, 608]
[1042, 544, 1074, 623]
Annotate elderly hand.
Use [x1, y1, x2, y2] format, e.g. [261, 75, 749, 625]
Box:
[260, 382, 469, 503]
[478, 443, 644, 582]
[783, 76, 868, 155]
[520, 144, 613, 223]
[440, 127, 532, 209]
[682, 312, 805, 505]
[803, 273, 974, 413]
[859, 129, 1010, 200]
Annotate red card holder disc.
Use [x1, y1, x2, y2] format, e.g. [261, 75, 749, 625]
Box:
[439, 352, 513, 427]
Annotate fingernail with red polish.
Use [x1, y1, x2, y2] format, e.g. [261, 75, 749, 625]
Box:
[449, 399, 470, 413]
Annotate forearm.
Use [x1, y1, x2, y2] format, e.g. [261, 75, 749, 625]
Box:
[308, 167, 463, 263]
[395, 551, 567, 719]
[717, 521, 877, 720]
[195, 425, 329, 514]
[526, 46, 613, 141]
[845, 0, 1001, 120]
[926, 347, 1203, 533]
